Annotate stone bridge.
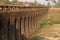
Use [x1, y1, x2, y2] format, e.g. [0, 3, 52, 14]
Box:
[0, 5, 49, 40]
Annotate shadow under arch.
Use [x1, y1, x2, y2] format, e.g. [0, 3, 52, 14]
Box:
[0, 14, 4, 40]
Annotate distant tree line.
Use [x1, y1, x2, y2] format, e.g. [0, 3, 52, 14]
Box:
[0, 0, 46, 7]
[0, 0, 60, 7]
[54, 1, 60, 8]
[46, 0, 60, 8]
[0, 0, 17, 4]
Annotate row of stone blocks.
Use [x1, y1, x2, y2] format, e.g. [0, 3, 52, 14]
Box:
[0, 5, 49, 12]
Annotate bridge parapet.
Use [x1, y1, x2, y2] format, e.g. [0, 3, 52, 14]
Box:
[0, 4, 49, 12]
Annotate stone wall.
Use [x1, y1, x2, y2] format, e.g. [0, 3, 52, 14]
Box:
[0, 7, 49, 40]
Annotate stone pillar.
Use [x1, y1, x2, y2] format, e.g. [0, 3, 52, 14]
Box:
[9, 13, 16, 40]
[3, 14, 9, 40]
[30, 12, 35, 33]
[24, 16, 29, 38]
[28, 16, 32, 35]
[0, 20, 2, 40]
[21, 16, 28, 40]
[21, 16, 25, 36]
[35, 13, 40, 31]
[31, 16, 35, 33]
[31, 15, 36, 34]
[33, 16, 37, 32]
[4, 19, 9, 40]
[16, 16, 21, 40]
[35, 15, 37, 30]
[36, 15, 40, 30]
[37, 14, 42, 30]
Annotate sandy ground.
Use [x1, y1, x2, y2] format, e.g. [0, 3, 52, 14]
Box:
[30, 24, 60, 40]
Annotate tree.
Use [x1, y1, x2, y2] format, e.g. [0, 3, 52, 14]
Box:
[34, 0, 38, 5]
[52, 0, 60, 8]
[46, 0, 56, 7]
[0, 0, 10, 4]
[54, 0, 60, 8]
[47, 2, 50, 7]
[9, 0, 18, 4]
[33, 0, 42, 6]
[0, 0, 18, 4]
[46, 0, 56, 3]
[12, 0, 18, 3]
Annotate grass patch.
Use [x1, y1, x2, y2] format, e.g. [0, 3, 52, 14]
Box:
[39, 14, 60, 29]
[29, 36, 45, 40]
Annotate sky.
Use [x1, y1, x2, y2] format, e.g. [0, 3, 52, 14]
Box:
[9, 0, 59, 6]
